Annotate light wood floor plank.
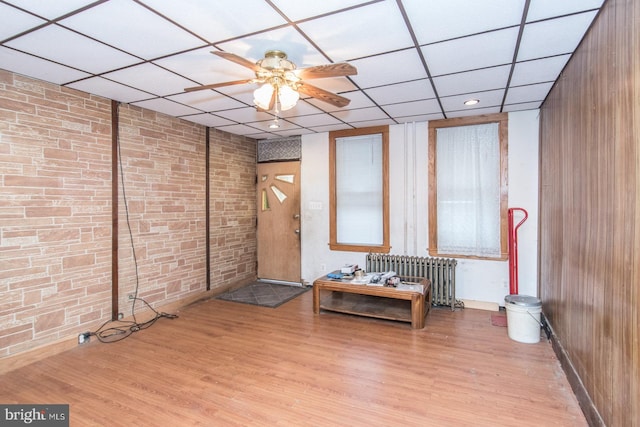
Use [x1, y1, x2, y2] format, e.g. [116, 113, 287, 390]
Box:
[0, 291, 585, 426]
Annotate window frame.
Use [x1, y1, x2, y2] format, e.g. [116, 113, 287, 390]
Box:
[329, 126, 390, 253]
[428, 113, 508, 260]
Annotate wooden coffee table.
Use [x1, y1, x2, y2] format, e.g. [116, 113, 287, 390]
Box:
[313, 274, 431, 329]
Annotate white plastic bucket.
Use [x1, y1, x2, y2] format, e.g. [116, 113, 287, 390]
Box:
[504, 294, 542, 344]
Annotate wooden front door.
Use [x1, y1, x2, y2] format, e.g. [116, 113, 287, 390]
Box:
[256, 161, 301, 283]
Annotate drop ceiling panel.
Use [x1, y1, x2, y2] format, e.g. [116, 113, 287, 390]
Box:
[433, 65, 511, 97]
[67, 77, 153, 103]
[504, 82, 554, 105]
[448, 106, 501, 118]
[3, 0, 98, 20]
[440, 89, 505, 111]
[526, 0, 605, 22]
[180, 113, 236, 128]
[403, 0, 525, 44]
[154, 48, 249, 87]
[517, 11, 598, 61]
[0, 47, 90, 85]
[0, 3, 46, 40]
[349, 49, 428, 89]
[217, 26, 326, 68]
[131, 98, 202, 117]
[365, 80, 435, 106]
[140, 0, 287, 43]
[167, 91, 247, 113]
[0, 1, 605, 138]
[510, 55, 571, 87]
[383, 99, 442, 118]
[5, 25, 140, 74]
[269, 0, 370, 21]
[331, 106, 389, 122]
[59, 0, 205, 60]
[284, 113, 344, 128]
[296, 1, 414, 60]
[422, 27, 519, 77]
[102, 63, 196, 97]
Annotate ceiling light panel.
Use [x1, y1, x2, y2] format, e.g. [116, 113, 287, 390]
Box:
[0, 3, 46, 40]
[3, 0, 97, 20]
[59, 0, 205, 60]
[140, 0, 287, 43]
[526, 0, 605, 22]
[349, 49, 428, 89]
[440, 89, 505, 111]
[448, 106, 501, 118]
[403, 0, 526, 44]
[5, 25, 140, 74]
[421, 27, 519, 77]
[0, 47, 90, 85]
[517, 11, 598, 61]
[296, 1, 414, 61]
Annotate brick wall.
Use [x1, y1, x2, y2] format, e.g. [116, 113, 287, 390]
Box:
[0, 70, 112, 357]
[0, 70, 257, 359]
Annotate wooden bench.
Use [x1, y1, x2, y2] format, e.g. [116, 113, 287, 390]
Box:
[312, 275, 431, 329]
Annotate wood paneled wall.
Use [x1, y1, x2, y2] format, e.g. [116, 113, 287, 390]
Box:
[539, 0, 639, 425]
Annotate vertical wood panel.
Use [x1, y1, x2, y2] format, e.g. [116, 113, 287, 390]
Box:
[539, 0, 640, 425]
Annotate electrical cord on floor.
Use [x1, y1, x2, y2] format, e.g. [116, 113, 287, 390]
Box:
[90, 298, 178, 343]
[85, 102, 178, 344]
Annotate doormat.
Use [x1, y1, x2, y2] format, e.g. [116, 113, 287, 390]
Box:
[491, 313, 508, 327]
[216, 281, 310, 308]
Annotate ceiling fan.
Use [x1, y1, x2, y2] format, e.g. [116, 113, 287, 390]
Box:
[184, 50, 357, 112]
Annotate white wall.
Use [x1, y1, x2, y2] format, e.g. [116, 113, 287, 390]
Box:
[300, 110, 539, 305]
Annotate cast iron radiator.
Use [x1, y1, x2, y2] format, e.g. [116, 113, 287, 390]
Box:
[365, 254, 462, 311]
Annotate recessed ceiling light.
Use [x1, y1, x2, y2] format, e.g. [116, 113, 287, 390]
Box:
[464, 99, 480, 106]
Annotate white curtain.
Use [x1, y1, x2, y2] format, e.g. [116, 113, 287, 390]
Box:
[436, 123, 500, 257]
[335, 134, 383, 245]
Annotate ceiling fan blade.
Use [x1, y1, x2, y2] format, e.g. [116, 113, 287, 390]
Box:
[212, 51, 263, 72]
[296, 63, 357, 80]
[297, 83, 351, 108]
[184, 79, 253, 92]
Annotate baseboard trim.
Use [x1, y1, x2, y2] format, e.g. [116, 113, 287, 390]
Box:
[0, 290, 218, 375]
[544, 314, 605, 427]
[460, 299, 500, 311]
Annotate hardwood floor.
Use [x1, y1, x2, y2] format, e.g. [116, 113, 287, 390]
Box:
[0, 290, 586, 426]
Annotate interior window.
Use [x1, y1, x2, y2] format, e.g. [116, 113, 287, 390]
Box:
[329, 126, 390, 253]
[428, 113, 508, 260]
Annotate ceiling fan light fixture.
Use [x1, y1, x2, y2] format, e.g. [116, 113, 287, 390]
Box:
[269, 119, 280, 129]
[253, 83, 274, 110]
[278, 85, 300, 111]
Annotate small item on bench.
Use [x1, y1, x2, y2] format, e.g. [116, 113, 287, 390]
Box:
[341, 264, 357, 274]
[386, 276, 401, 287]
[327, 272, 344, 279]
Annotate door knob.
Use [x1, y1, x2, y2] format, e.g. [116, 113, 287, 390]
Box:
[294, 229, 300, 234]
[293, 214, 300, 219]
